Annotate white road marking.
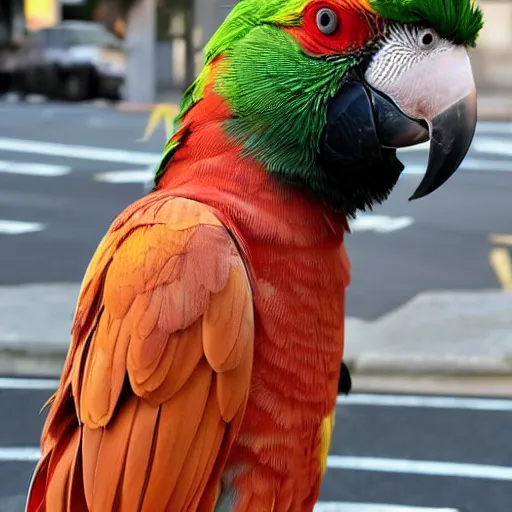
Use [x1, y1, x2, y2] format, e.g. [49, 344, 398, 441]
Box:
[3, 378, 512, 413]
[0, 447, 41, 462]
[0, 138, 160, 165]
[399, 142, 430, 153]
[350, 214, 414, 233]
[476, 121, 512, 135]
[473, 137, 512, 157]
[403, 158, 512, 175]
[315, 504, 457, 512]
[327, 456, 512, 481]
[0, 160, 71, 176]
[95, 169, 154, 183]
[4, 445, 512, 482]
[0, 377, 60, 390]
[0, 220, 45, 235]
[337, 393, 512, 411]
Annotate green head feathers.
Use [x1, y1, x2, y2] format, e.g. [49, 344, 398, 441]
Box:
[156, 0, 483, 213]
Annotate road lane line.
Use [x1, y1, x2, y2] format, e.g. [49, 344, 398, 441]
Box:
[0, 220, 45, 235]
[327, 456, 512, 481]
[476, 121, 512, 135]
[0, 447, 40, 461]
[349, 215, 414, 233]
[399, 142, 430, 153]
[94, 170, 154, 183]
[0, 377, 60, 390]
[403, 158, 512, 175]
[315, 504, 457, 512]
[4, 446, 512, 482]
[337, 393, 512, 411]
[3, 379, 512, 412]
[0, 161, 71, 176]
[0, 138, 160, 165]
[473, 137, 512, 157]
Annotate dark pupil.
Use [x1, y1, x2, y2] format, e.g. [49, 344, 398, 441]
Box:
[320, 12, 332, 27]
[422, 32, 433, 45]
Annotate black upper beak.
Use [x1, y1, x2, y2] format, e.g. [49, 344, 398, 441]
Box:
[319, 81, 477, 201]
[408, 93, 477, 200]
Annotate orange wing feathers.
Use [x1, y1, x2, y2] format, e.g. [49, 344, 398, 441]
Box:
[27, 192, 255, 512]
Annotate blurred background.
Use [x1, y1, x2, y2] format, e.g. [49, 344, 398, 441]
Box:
[0, 1, 512, 512]
[0, 0, 511, 102]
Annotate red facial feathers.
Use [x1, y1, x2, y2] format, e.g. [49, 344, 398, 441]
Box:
[287, 0, 381, 56]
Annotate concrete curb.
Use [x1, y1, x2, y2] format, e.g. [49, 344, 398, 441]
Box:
[344, 353, 512, 376]
[0, 343, 67, 378]
[2, 343, 512, 380]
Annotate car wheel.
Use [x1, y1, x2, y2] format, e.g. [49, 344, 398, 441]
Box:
[63, 72, 91, 101]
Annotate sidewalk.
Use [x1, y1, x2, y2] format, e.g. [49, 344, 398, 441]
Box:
[1, 284, 512, 387]
[116, 91, 512, 121]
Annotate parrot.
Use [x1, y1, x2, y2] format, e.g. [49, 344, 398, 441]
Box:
[26, 0, 483, 511]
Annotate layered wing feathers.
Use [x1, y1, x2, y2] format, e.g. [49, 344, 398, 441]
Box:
[27, 192, 254, 512]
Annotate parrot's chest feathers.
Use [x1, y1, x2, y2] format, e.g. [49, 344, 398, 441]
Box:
[248, 237, 348, 407]
[221, 229, 350, 505]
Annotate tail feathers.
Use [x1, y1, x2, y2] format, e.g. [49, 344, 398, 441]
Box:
[25, 453, 49, 512]
[26, 428, 87, 512]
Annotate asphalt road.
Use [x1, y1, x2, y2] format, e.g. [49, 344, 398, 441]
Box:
[0, 378, 511, 511]
[0, 102, 511, 320]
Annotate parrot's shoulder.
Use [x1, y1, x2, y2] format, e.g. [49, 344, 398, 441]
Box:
[73, 192, 253, 347]
[69, 190, 255, 425]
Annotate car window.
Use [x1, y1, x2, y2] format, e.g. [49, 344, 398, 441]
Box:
[67, 27, 123, 49]
[44, 28, 70, 48]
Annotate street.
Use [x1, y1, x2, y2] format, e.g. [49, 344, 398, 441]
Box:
[0, 102, 511, 320]
[0, 378, 511, 512]
[1, 101, 512, 510]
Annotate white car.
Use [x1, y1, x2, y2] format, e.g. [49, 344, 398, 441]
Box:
[14, 21, 126, 100]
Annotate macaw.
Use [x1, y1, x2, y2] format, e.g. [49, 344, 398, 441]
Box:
[26, 0, 483, 510]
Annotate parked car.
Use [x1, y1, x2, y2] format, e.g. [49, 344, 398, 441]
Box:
[11, 21, 126, 101]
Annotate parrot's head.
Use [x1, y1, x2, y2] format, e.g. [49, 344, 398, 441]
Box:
[173, 0, 483, 215]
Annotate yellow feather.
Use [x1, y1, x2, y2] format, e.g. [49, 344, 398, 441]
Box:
[318, 409, 336, 476]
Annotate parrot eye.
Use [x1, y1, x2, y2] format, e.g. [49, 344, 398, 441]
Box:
[316, 8, 338, 35]
[418, 28, 437, 50]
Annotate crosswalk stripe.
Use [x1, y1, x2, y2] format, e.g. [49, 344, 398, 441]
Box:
[0, 220, 45, 235]
[2, 446, 511, 481]
[473, 136, 512, 157]
[315, 503, 457, 511]
[338, 393, 512, 411]
[403, 157, 512, 175]
[0, 138, 160, 165]
[327, 456, 512, 481]
[0, 160, 71, 176]
[94, 170, 154, 183]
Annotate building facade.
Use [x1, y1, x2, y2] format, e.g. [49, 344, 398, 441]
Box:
[124, 0, 234, 102]
[119, 0, 512, 102]
[0, 0, 26, 44]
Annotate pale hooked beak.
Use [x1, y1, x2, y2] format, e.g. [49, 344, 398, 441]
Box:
[366, 45, 478, 200]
